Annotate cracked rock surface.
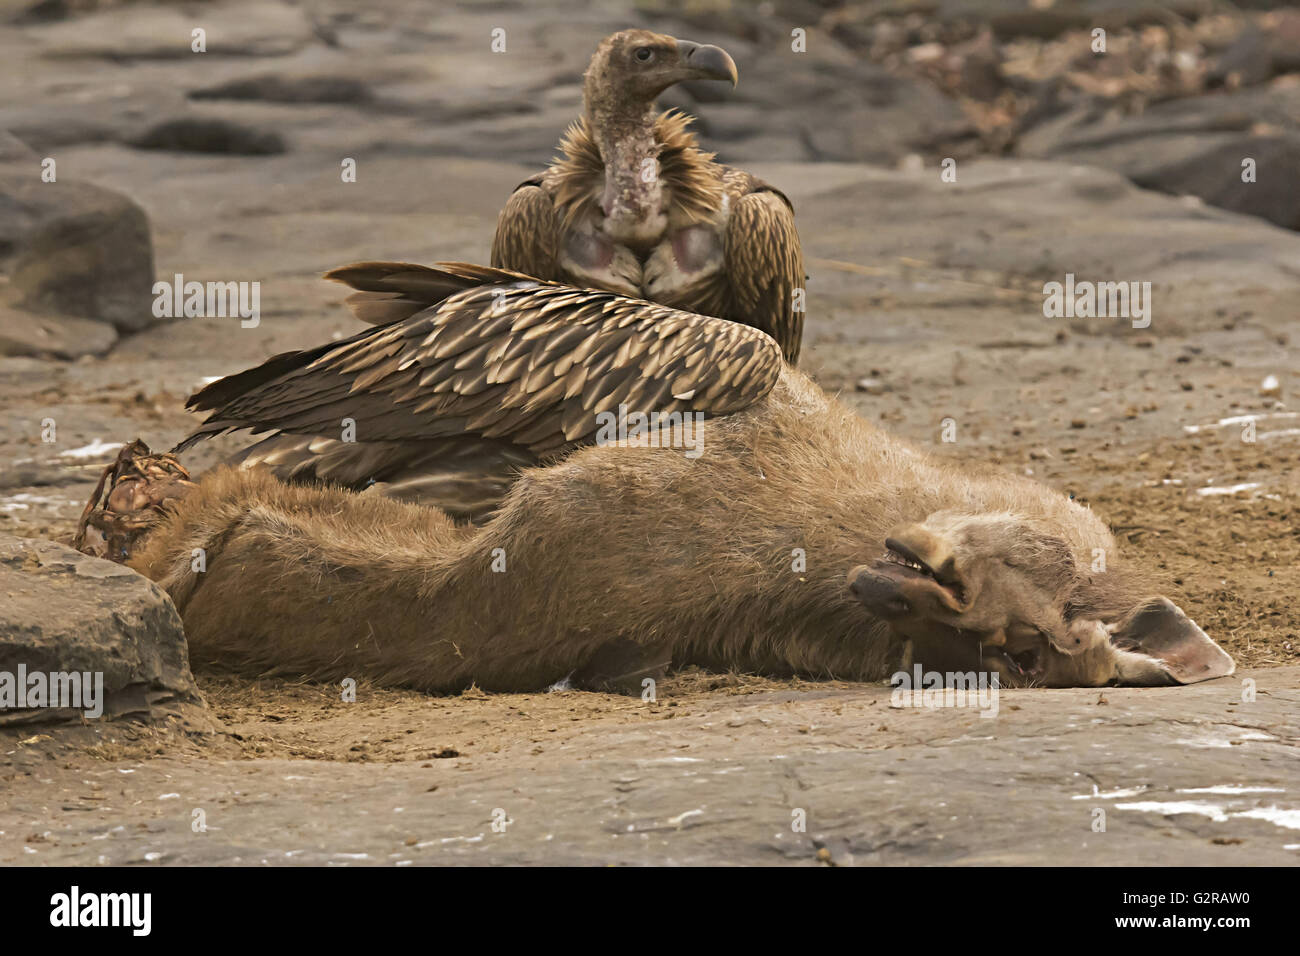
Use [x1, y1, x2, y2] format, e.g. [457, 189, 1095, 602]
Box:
[2, 667, 1296, 865]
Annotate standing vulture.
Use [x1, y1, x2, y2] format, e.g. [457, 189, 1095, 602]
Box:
[179, 261, 782, 521]
[490, 29, 806, 364]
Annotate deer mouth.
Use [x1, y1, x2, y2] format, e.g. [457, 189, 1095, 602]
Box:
[980, 641, 1046, 683]
[859, 538, 968, 612]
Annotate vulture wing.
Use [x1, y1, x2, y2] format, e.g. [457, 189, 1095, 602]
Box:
[489, 177, 561, 281]
[178, 262, 783, 465]
[723, 180, 806, 365]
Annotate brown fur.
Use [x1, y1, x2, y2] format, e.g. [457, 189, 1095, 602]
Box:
[129, 369, 1217, 692]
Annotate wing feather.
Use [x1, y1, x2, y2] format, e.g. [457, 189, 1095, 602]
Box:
[723, 184, 806, 365]
[178, 262, 783, 461]
[490, 180, 561, 281]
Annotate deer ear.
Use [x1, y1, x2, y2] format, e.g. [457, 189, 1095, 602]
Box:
[1109, 598, 1235, 685]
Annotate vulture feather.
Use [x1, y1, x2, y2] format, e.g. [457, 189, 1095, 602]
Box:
[489, 29, 806, 364]
[179, 262, 783, 521]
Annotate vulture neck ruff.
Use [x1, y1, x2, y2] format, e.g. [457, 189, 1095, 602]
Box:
[554, 111, 725, 241]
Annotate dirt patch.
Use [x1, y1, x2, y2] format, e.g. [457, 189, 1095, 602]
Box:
[0, 668, 854, 766]
[1041, 434, 1300, 671]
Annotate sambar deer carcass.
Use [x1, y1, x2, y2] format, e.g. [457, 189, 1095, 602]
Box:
[125, 264, 1234, 692]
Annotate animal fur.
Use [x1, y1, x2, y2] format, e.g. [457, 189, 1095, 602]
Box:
[130, 369, 1226, 692]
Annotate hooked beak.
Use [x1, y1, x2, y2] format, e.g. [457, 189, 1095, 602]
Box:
[676, 39, 738, 87]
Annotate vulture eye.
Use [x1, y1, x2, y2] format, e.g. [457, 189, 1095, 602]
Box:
[634, 47, 654, 62]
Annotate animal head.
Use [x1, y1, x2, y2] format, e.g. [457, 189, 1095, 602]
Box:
[847, 511, 1235, 687]
[584, 29, 738, 109]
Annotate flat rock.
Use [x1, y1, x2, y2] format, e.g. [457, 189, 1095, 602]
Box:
[0, 535, 204, 725]
[0, 302, 117, 359]
[2, 667, 1295, 865]
[0, 166, 155, 333]
[128, 116, 287, 155]
[1016, 83, 1300, 231]
[28, 0, 316, 59]
[767, 159, 1300, 293]
[190, 73, 374, 105]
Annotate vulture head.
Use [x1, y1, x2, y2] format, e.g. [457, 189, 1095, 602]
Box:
[583, 29, 738, 118]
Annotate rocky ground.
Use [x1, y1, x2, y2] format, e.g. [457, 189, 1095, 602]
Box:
[4, 667, 1299, 865]
[1, 0, 1298, 865]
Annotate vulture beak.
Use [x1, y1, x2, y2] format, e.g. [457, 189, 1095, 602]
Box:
[676, 39, 738, 87]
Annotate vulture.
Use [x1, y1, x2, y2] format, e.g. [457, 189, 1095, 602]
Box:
[179, 262, 782, 520]
[490, 29, 806, 364]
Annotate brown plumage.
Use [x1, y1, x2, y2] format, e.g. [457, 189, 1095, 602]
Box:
[178, 261, 782, 519]
[490, 29, 806, 364]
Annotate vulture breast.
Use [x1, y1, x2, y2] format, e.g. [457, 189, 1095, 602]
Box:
[558, 197, 728, 307]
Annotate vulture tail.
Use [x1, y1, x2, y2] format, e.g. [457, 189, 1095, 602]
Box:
[325, 260, 541, 325]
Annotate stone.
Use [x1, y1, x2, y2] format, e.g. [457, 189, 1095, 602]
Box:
[761, 62, 974, 164]
[128, 117, 287, 155]
[0, 167, 156, 333]
[1127, 135, 1300, 232]
[0, 302, 117, 359]
[1208, 12, 1300, 88]
[1016, 85, 1300, 231]
[24, 0, 316, 59]
[189, 74, 373, 105]
[782, 160, 1300, 292]
[855, 377, 887, 395]
[0, 535, 204, 725]
[4, 667, 1296, 864]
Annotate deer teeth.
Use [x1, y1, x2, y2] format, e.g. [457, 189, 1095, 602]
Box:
[884, 550, 925, 573]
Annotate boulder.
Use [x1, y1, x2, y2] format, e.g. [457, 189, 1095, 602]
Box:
[0, 302, 117, 359]
[785, 63, 975, 163]
[189, 73, 373, 105]
[0, 166, 156, 334]
[1016, 85, 1300, 231]
[1126, 135, 1300, 232]
[0, 535, 204, 725]
[1207, 11, 1300, 88]
[128, 116, 287, 155]
[667, 59, 974, 165]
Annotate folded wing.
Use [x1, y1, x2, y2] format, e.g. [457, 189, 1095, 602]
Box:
[179, 262, 784, 517]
